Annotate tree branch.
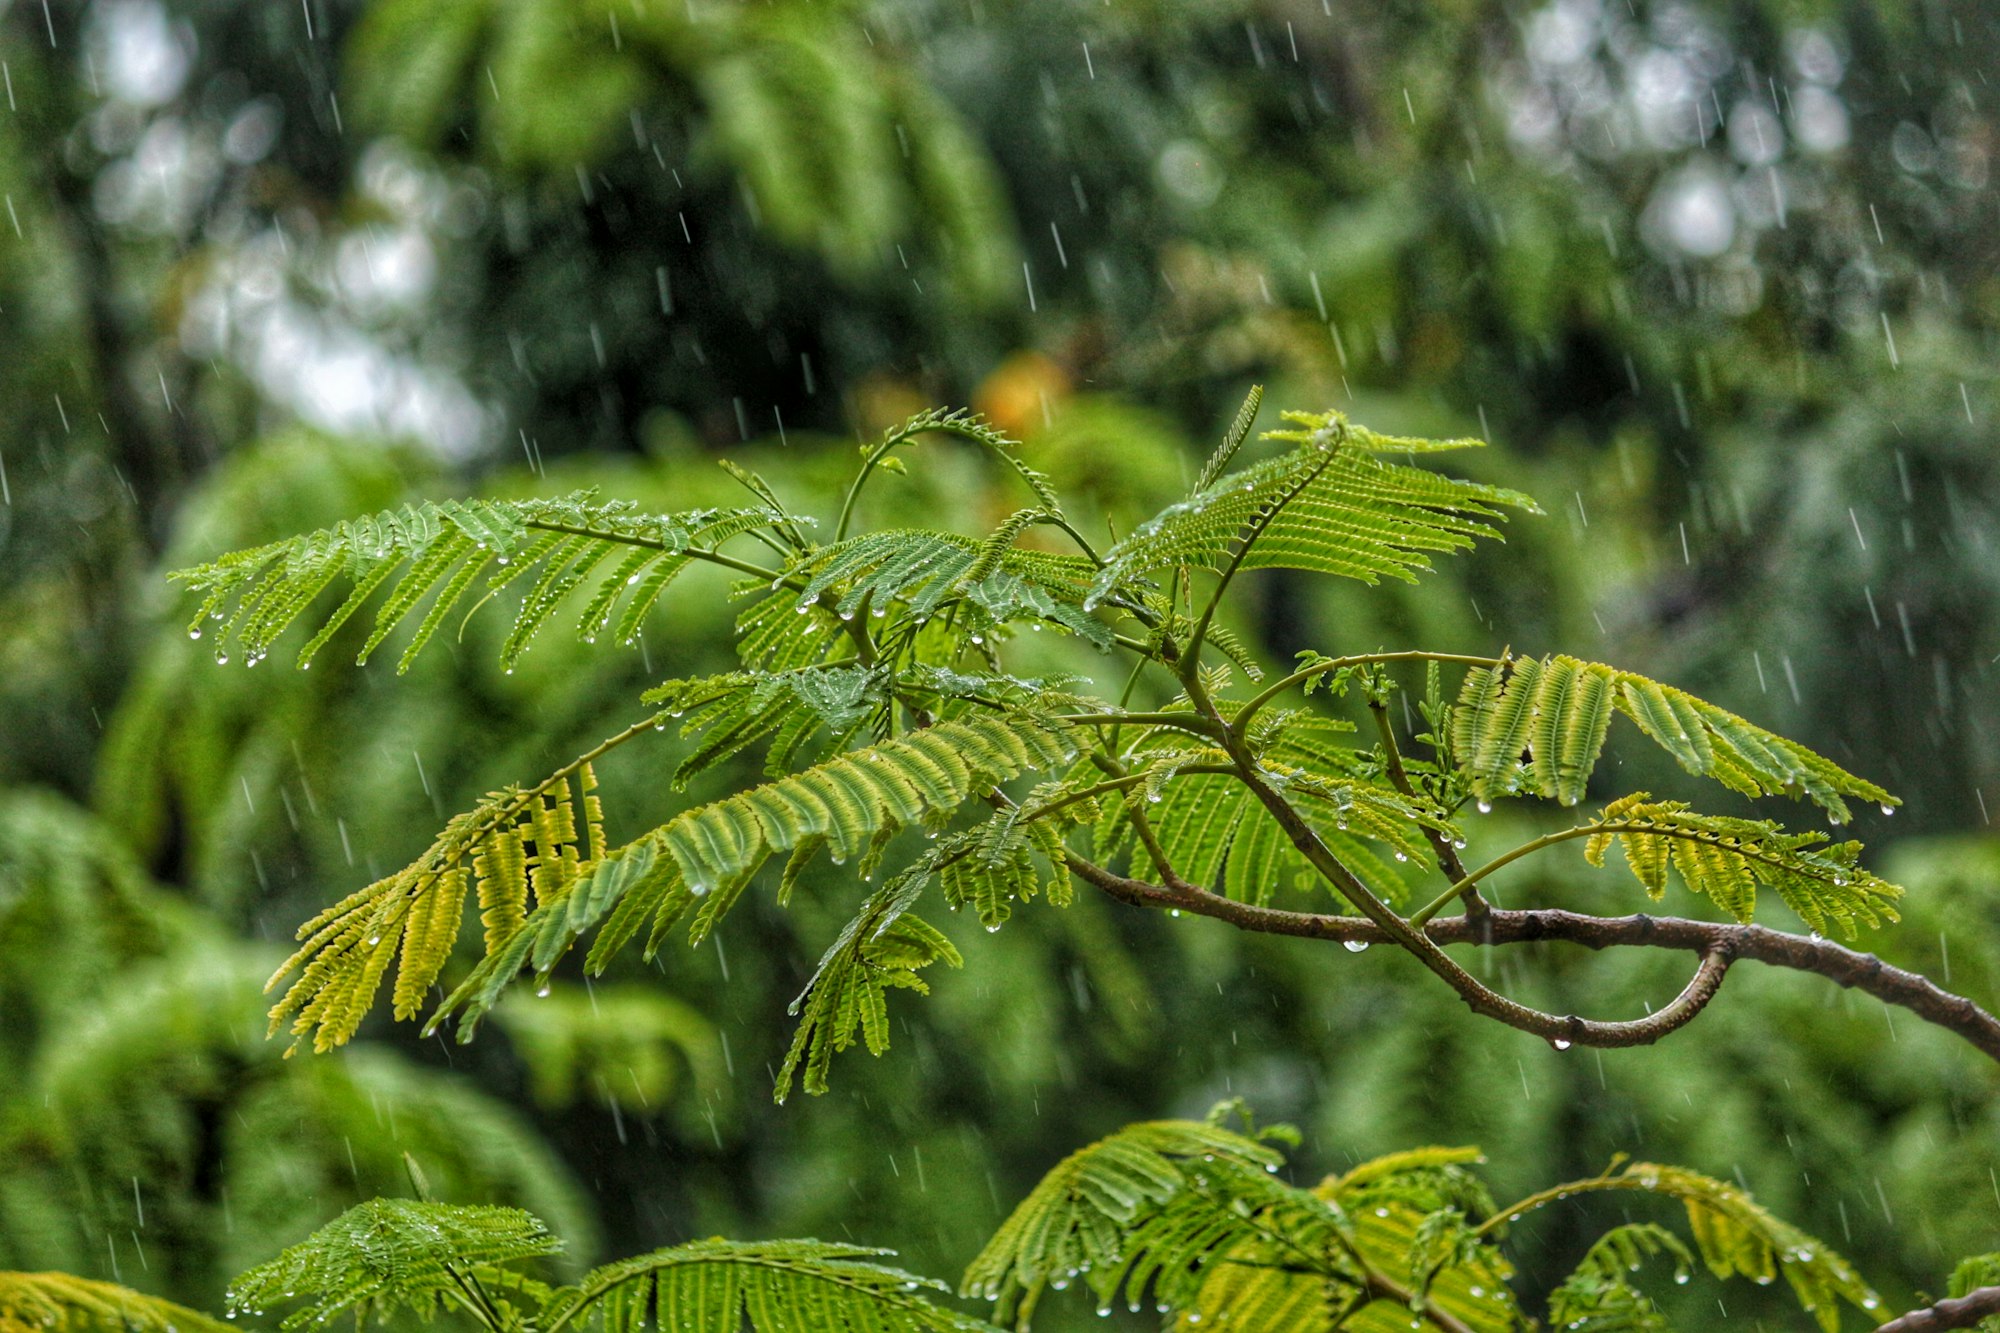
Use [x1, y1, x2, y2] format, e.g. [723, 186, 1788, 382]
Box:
[1875, 1287, 2000, 1332]
[1170, 663, 1712, 1050]
[1065, 858, 2000, 1062]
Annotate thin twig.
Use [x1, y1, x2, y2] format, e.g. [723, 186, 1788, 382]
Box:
[1874, 1287, 2000, 1332]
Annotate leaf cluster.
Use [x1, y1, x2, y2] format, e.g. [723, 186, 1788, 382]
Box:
[170, 397, 1909, 1104]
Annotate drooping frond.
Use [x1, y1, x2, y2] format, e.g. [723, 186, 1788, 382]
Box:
[777, 878, 961, 1100]
[410, 711, 1074, 1050]
[932, 813, 1069, 930]
[1497, 1161, 1878, 1332]
[225, 1199, 562, 1330]
[1582, 793, 1902, 937]
[1453, 656, 1898, 820]
[960, 1118, 1285, 1325]
[266, 718, 652, 1053]
[789, 529, 1108, 648]
[541, 1239, 1001, 1333]
[0, 1273, 231, 1333]
[1086, 411, 1537, 607]
[1545, 1224, 1690, 1333]
[1632, 1163, 1877, 1331]
[170, 494, 786, 672]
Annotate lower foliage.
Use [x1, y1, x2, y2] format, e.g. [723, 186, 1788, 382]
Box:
[8, 1103, 1988, 1332]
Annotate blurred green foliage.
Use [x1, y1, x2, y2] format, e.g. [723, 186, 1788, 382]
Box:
[1, 0, 1997, 1327]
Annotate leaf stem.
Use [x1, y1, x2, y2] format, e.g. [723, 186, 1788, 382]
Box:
[1472, 1163, 1639, 1240]
[1405, 819, 1868, 928]
[1058, 711, 1224, 738]
[1179, 448, 1334, 672]
[523, 519, 788, 584]
[1235, 651, 1505, 738]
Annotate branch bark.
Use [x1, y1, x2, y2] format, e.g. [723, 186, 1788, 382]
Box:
[1065, 857, 2000, 1064]
[1875, 1287, 2000, 1332]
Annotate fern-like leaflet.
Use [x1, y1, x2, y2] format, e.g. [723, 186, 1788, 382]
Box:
[1545, 1223, 1690, 1332]
[1582, 794, 1900, 938]
[966, 1108, 1880, 1332]
[1484, 1159, 1880, 1332]
[1086, 409, 1538, 608]
[170, 494, 793, 672]
[960, 1113, 1288, 1324]
[455, 700, 1054, 1058]
[0, 1274, 230, 1333]
[226, 1199, 562, 1329]
[538, 1240, 999, 1333]
[225, 1197, 999, 1333]
[1453, 654, 1897, 818]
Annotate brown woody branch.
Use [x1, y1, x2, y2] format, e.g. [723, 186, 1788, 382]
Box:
[1876, 1287, 2000, 1331]
[1064, 856, 2000, 1063]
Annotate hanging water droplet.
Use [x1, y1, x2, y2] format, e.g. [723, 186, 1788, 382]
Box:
[1476, 800, 1492, 814]
[1879, 804, 1895, 817]
[536, 983, 551, 997]
[214, 652, 229, 665]
[1343, 939, 1369, 953]
[1550, 1037, 1572, 1051]
[189, 629, 202, 640]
